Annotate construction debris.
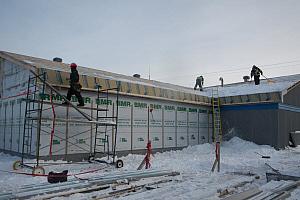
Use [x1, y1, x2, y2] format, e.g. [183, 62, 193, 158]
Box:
[0, 169, 180, 199]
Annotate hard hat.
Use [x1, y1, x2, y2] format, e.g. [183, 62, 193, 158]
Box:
[70, 63, 77, 69]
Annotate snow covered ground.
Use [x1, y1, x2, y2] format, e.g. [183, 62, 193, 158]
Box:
[1, 137, 300, 199]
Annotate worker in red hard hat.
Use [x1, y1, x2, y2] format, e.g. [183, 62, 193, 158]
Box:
[63, 63, 84, 106]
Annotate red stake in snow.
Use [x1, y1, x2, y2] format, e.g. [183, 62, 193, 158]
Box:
[145, 140, 152, 169]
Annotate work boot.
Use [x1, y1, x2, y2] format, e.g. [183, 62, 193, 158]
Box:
[62, 101, 69, 105]
[77, 103, 85, 107]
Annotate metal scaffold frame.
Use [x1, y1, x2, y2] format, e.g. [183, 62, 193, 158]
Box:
[13, 70, 123, 175]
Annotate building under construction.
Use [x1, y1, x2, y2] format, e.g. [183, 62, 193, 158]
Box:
[0, 51, 300, 162]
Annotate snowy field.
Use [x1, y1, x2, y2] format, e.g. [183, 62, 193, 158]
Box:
[1, 137, 300, 199]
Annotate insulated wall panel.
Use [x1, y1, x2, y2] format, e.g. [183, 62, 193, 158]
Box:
[11, 100, 20, 152]
[163, 106, 176, 148]
[132, 105, 148, 150]
[188, 108, 198, 146]
[18, 100, 26, 153]
[176, 107, 188, 147]
[149, 104, 163, 149]
[5, 102, 11, 150]
[0, 102, 4, 149]
[116, 105, 131, 151]
[67, 108, 92, 155]
[199, 112, 209, 143]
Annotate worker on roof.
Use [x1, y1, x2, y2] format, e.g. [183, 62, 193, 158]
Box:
[250, 65, 263, 85]
[194, 75, 204, 91]
[63, 63, 84, 106]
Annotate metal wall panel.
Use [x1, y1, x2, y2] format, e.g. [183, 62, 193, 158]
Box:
[284, 83, 300, 107]
[221, 107, 278, 147]
[278, 109, 300, 149]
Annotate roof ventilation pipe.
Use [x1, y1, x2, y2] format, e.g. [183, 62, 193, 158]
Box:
[243, 76, 250, 82]
[219, 77, 224, 87]
[133, 74, 141, 78]
[53, 57, 63, 62]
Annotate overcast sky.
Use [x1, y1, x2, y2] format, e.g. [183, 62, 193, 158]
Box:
[1, 0, 300, 87]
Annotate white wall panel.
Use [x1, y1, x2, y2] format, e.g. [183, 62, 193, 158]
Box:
[188, 110, 198, 146]
[116, 106, 131, 151]
[11, 100, 20, 152]
[163, 108, 176, 148]
[5, 102, 12, 150]
[132, 106, 148, 150]
[0, 102, 4, 149]
[149, 106, 162, 149]
[176, 108, 188, 147]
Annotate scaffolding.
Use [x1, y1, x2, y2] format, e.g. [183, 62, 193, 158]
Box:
[13, 70, 122, 175]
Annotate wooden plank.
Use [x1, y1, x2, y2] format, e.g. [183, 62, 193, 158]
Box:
[222, 187, 262, 200]
[266, 172, 300, 182]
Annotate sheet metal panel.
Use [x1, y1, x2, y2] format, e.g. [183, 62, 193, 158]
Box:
[278, 109, 300, 149]
[221, 108, 278, 148]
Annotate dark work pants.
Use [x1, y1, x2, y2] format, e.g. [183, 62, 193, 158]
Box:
[66, 87, 84, 105]
[254, 76, 260, 85]
[194, 80, 203, 90]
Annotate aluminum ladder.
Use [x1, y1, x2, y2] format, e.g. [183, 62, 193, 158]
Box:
[211, 87, 222, 172]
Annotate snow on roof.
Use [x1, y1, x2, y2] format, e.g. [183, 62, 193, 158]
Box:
[201, 74, 300, 97]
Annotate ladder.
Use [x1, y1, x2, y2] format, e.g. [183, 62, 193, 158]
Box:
[92, 85, 120, 164]
[211, 87, 222, 172]
[21, 73, 46, 166]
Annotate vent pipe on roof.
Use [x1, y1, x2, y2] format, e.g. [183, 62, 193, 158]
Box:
[219, 77, 224, 87]
[53, 57, 63, 62]
[243, 76, 250, 82]
[133, 74, 141, 78]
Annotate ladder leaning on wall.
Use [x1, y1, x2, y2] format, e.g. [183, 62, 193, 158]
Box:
[211, 87, 222, 172]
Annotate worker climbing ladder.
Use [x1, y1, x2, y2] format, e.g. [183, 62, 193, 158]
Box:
[211, 87, 222, 172]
